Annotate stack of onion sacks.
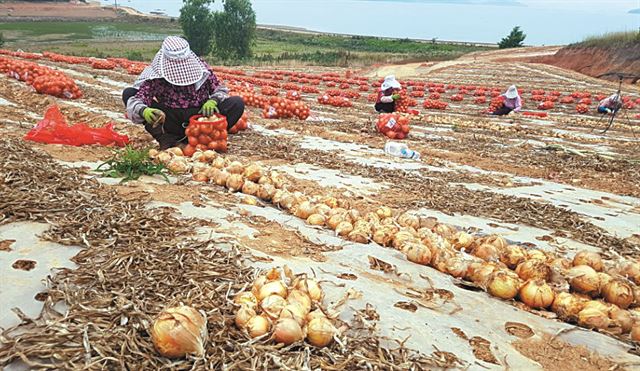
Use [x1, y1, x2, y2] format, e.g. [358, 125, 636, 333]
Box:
[234, 266, 337, 348]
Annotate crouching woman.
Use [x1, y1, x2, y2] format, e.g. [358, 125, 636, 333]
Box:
[123, 36, 244, 150]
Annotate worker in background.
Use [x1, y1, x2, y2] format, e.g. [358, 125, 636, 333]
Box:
[492, 85, 522, 116]
[122, 36, 245, 150]
[375, 75, 402, 113]
[597, 93, 622, 114]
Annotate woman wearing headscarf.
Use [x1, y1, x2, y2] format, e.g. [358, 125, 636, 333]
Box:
[122, 36, 245, 150]
[597, 93, 622, 115]
[374, 75, 402, 113]
[492, 85, 522, 116]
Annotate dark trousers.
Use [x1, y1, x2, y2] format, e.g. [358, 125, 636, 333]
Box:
[122, 88, 245, 150]
[375, 101, 395, 113]
[492, 106, 513, 116]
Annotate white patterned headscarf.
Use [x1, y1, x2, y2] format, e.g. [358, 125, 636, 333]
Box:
[134, 36, 210, 90]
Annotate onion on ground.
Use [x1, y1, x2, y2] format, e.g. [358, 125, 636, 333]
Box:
[567, 265, 600, 295]
[273, 318, 304, 345]
[572, 251, 604, 272]
[150, 306, 207, 358]
[306, 317, 337, 347]
[519, 279, 555, 309]
[247, 315, 271, 338]
[486, 271, 521, 300]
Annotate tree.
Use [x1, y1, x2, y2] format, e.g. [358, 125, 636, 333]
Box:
[179, 0, 215, 56]
[212, 0, 256, 60]
[0, 33, 4, 48]
[498, 26, 526, 49]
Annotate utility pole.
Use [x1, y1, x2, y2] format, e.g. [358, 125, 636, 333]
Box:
[114, 0, 118, 10]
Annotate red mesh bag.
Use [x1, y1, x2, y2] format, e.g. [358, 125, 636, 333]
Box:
[24, 105, 129, 147]
[184, 114, 228, 156]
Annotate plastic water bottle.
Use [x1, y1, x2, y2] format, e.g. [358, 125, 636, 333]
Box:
[384, 141, 421, 160]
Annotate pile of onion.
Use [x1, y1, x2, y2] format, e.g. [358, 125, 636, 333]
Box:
[233, 266, 337, 348]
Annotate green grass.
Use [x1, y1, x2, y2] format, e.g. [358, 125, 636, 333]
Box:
[0, 20, 486, 66]
[576, 31, 640, 48]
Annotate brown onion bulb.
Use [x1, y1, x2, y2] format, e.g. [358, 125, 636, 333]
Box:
[212, 157, 226, 169]
[257, 184, 276, 201]
[392, 231, 417, 250]
[235, 305, 257, 329]
[227, 161, 244, 174]
[243, 164, 263, 182]
[279, 302, 307, 327]
[452, 231, 474, 250]
[551, 292, 586, 321]
[327, 215, 344, 230]
[519, 279, 555, 309]
[601, 279, 634, 309]
[150, 306, 207, 358]
[348, 228, 370, 244]
[247, 315, 270, 338]
[500, 245, 527, 269]
[445, 256, 470, 278]
[487, 271, 521, 300]
[287, 289, 312, 313]
[432, 223, 457, 239]
[294, 201, 315, 220]
[484, 235, 508, 250]
[307, 214, 326, 226]
[549, 258, 572, 272]
[261, 295, 287, 319]
[294, 278, 323, 302]
[473, 243, 501, 262]
[226, 174, 244, 192]
[403, 243, 432, 266]
[242, 180, 259, 196]
[572, 251, 604, 272]
[375, 206, 393, 219]
[527, 249, 548, 261]
[257, 280, 288, 301]
[335, 221, 353, 237]
[515, 259, 551, 281]
[397, 213, 420, 229]
[610, 309, 634, 334]
[578, 307, 610, 329]
[321, 197, 339, 209]
[620, 261, 640, 285]
[273, 318, 304, 345]
[468, 262, 501, 286]
[568, 265, 600, 295]
[306, 317, 336, 347]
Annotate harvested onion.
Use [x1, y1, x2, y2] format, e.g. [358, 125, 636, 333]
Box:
[578, 307, 610, 329]
[568, 265, 600, 295]
[227, 161, 244, 174]
[261, 295, 287, 319]
[473, 243, 501, 262]
[601, 279, 634, 309]
[452, 231, 474, 250]
[234, 292, 258, 308]
[375, 206, 393, 219]
[294, 278, 323, 302]
[213, 170, 229, 186]
[167, 147, 184, 156]
[551, 292, 586, 321]
[226, 174, 244, 192]
[257, 280, 288, 301]
[273, 318, 304, 345]
[279, 302, 307, 327]
[515, 259, 551, 281]
[500, 245, 527, 269]
[487, 271, 521, 300]
[373, 225, 398, 247]
[150, 306, 207, 358]
[348, 228, 369, 244]
[235, 305, 257, 329]
[307, 214, 326, 226]
[288, 289, 312, 313]
[631, 324, 640, 341]
[247, 315, 270, 338]
[572, 251, 604, 272]
[327, 214, 344, 230]
[397, 213, 420, 229]
[403, 243, 432, 266]
[243, 164, 263, 182]
[212, 157, 226, 169]
[519, 279, 555, 309]
[335, 221, 354, 237]
[620, 261, 640, 285]
[306, 317, 336, 347]
[294, 201, 315, 219]
[610, 309, 634, 333]
[242, 180, 259, 196]
[445, 256, 470, 278]
[257, 184, 276, 201]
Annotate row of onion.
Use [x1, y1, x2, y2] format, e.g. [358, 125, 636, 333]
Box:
[151, 147, 640, 341]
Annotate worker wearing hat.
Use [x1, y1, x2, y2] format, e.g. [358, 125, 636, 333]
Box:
[492, 85, 522, 116]
[123, 36, 245, 149]
[375, 75, 402, 113]
[597, 93, 622, 115]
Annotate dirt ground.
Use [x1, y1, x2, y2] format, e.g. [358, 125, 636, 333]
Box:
[0, 1, 119, 18]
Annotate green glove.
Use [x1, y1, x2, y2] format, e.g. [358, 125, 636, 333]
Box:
[142, 108, 166, 127]
[391, 94, 401, 101]
[200, 100, 220, 117]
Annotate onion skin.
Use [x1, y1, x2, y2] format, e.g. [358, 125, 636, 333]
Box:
[287, 289, 312, 313]
[247, 315, 271, 338]
[551, 292, 586, 321]
[273, 318, 304, 345]
[526, 249, 548, 262]
[515, 259, 551, 282]
[226, 174, 245, 192]
[261, 295, 287, 320]
[484, 235, 508, 251]
[578, 307, 610, 330]
[549, 258, 572, 272]
[307, 214, 326, 226]
[227, 161, 244, 175]
[293, 278, 323, 302]
[243, 164, 263, 182]
[234, 292, 258, 308]
[445, 256, 470, 278]
[335, 221, 354, 237]
[397, 213, 420, 229]
[601, 279, 634, 309]
[306, 317, 336, 347]
[150, 306, 207, 358]
[519, 279, 555, 309]
[279, 302, 307, 327]
[620, 262, 640, 285]
[327, 215, 344, 230]
[568, 265, 600, 295]
[487, 271, 521, 300]
[452, 231, 474, 250]
[572, 251, 604, 272]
